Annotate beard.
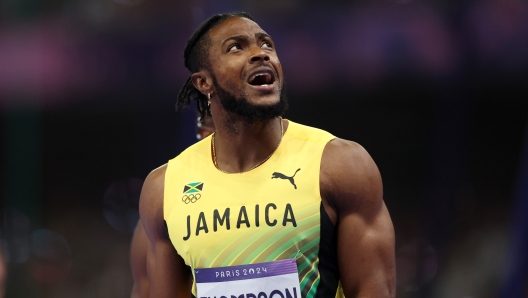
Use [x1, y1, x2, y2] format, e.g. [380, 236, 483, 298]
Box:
[212, 74, 288, 123]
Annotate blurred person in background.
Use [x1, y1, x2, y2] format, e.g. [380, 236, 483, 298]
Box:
[130, 114, 215, 298]
[140, 11, 395, 297]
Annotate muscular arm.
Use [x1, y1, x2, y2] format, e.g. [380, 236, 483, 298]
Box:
[321, 139, 396, 297]
[139, 164, 193, 297]
[130, 221, 149, 298]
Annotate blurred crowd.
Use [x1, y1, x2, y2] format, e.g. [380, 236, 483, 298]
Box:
[1, 0, 527, 297]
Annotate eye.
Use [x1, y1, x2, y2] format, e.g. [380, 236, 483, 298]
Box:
[261, 41, 273, 49]
[227, 44, 242, 52]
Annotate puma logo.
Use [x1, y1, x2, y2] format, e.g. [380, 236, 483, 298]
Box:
[271, 168, 301, 189]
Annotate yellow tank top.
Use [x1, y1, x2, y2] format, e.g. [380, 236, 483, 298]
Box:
[164, 120, 344, 298]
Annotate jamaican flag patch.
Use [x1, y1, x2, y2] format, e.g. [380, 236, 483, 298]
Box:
[182, 182, 203, 204]
[183, 182, 204, 194]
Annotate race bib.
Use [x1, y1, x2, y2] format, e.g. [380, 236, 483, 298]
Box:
[195, 258, 301, 298]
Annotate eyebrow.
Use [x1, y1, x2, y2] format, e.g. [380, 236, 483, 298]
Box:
[221, 32, 273, 47]
[255, 32, 272, 41]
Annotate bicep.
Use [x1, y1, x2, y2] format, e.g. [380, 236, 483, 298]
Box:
[139, 166, 193, 297]
[146, 232, 192, 297]
[337, 202, 395, 297]
[322, 139, 396, 297]
[130, 222, 149, 298]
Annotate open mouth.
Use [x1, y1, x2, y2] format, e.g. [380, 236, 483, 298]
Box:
[248, 70, 276, 86]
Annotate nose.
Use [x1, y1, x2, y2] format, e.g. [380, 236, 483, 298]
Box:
[249, 46, 270, 63]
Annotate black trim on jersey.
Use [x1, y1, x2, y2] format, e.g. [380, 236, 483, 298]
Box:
[299, 244, 321, 297]
[314, 203, 340, 297]
[187, 264, 194, 298]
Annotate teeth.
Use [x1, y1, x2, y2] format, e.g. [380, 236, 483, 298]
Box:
[250, 73, 266, 81]
[249, 71, 274, 85]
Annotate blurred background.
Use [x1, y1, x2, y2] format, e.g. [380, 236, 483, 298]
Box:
[1, 0, 527, 297]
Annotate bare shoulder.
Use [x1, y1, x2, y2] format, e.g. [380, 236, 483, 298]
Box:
[320, 138, 383, 217]
[322, 139, 395, 297]
[142, 164, 167, 197]
[139, 164, 168, 239]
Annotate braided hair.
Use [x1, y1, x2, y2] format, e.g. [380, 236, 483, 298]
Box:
[177, 11, 256, 120]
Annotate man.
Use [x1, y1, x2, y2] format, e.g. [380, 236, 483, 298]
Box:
[140, 11, 395, 297]
[131, 115, 215, 298]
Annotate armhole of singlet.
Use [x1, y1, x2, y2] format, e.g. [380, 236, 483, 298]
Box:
[315, 134, 340, 297]
[163, 160, 173, 221]
[315, 202, 341, 297]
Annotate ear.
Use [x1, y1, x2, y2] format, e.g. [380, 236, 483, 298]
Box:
[191, 70, 214, 96]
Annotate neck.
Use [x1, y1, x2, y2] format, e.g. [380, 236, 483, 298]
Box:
[212, 113, 286, 173]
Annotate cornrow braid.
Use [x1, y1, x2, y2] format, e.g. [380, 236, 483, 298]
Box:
[177, 77, 210, 120]
[176, 11, 256, 120]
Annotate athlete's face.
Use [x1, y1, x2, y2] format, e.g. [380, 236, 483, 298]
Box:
[206, 17, 286, 120]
